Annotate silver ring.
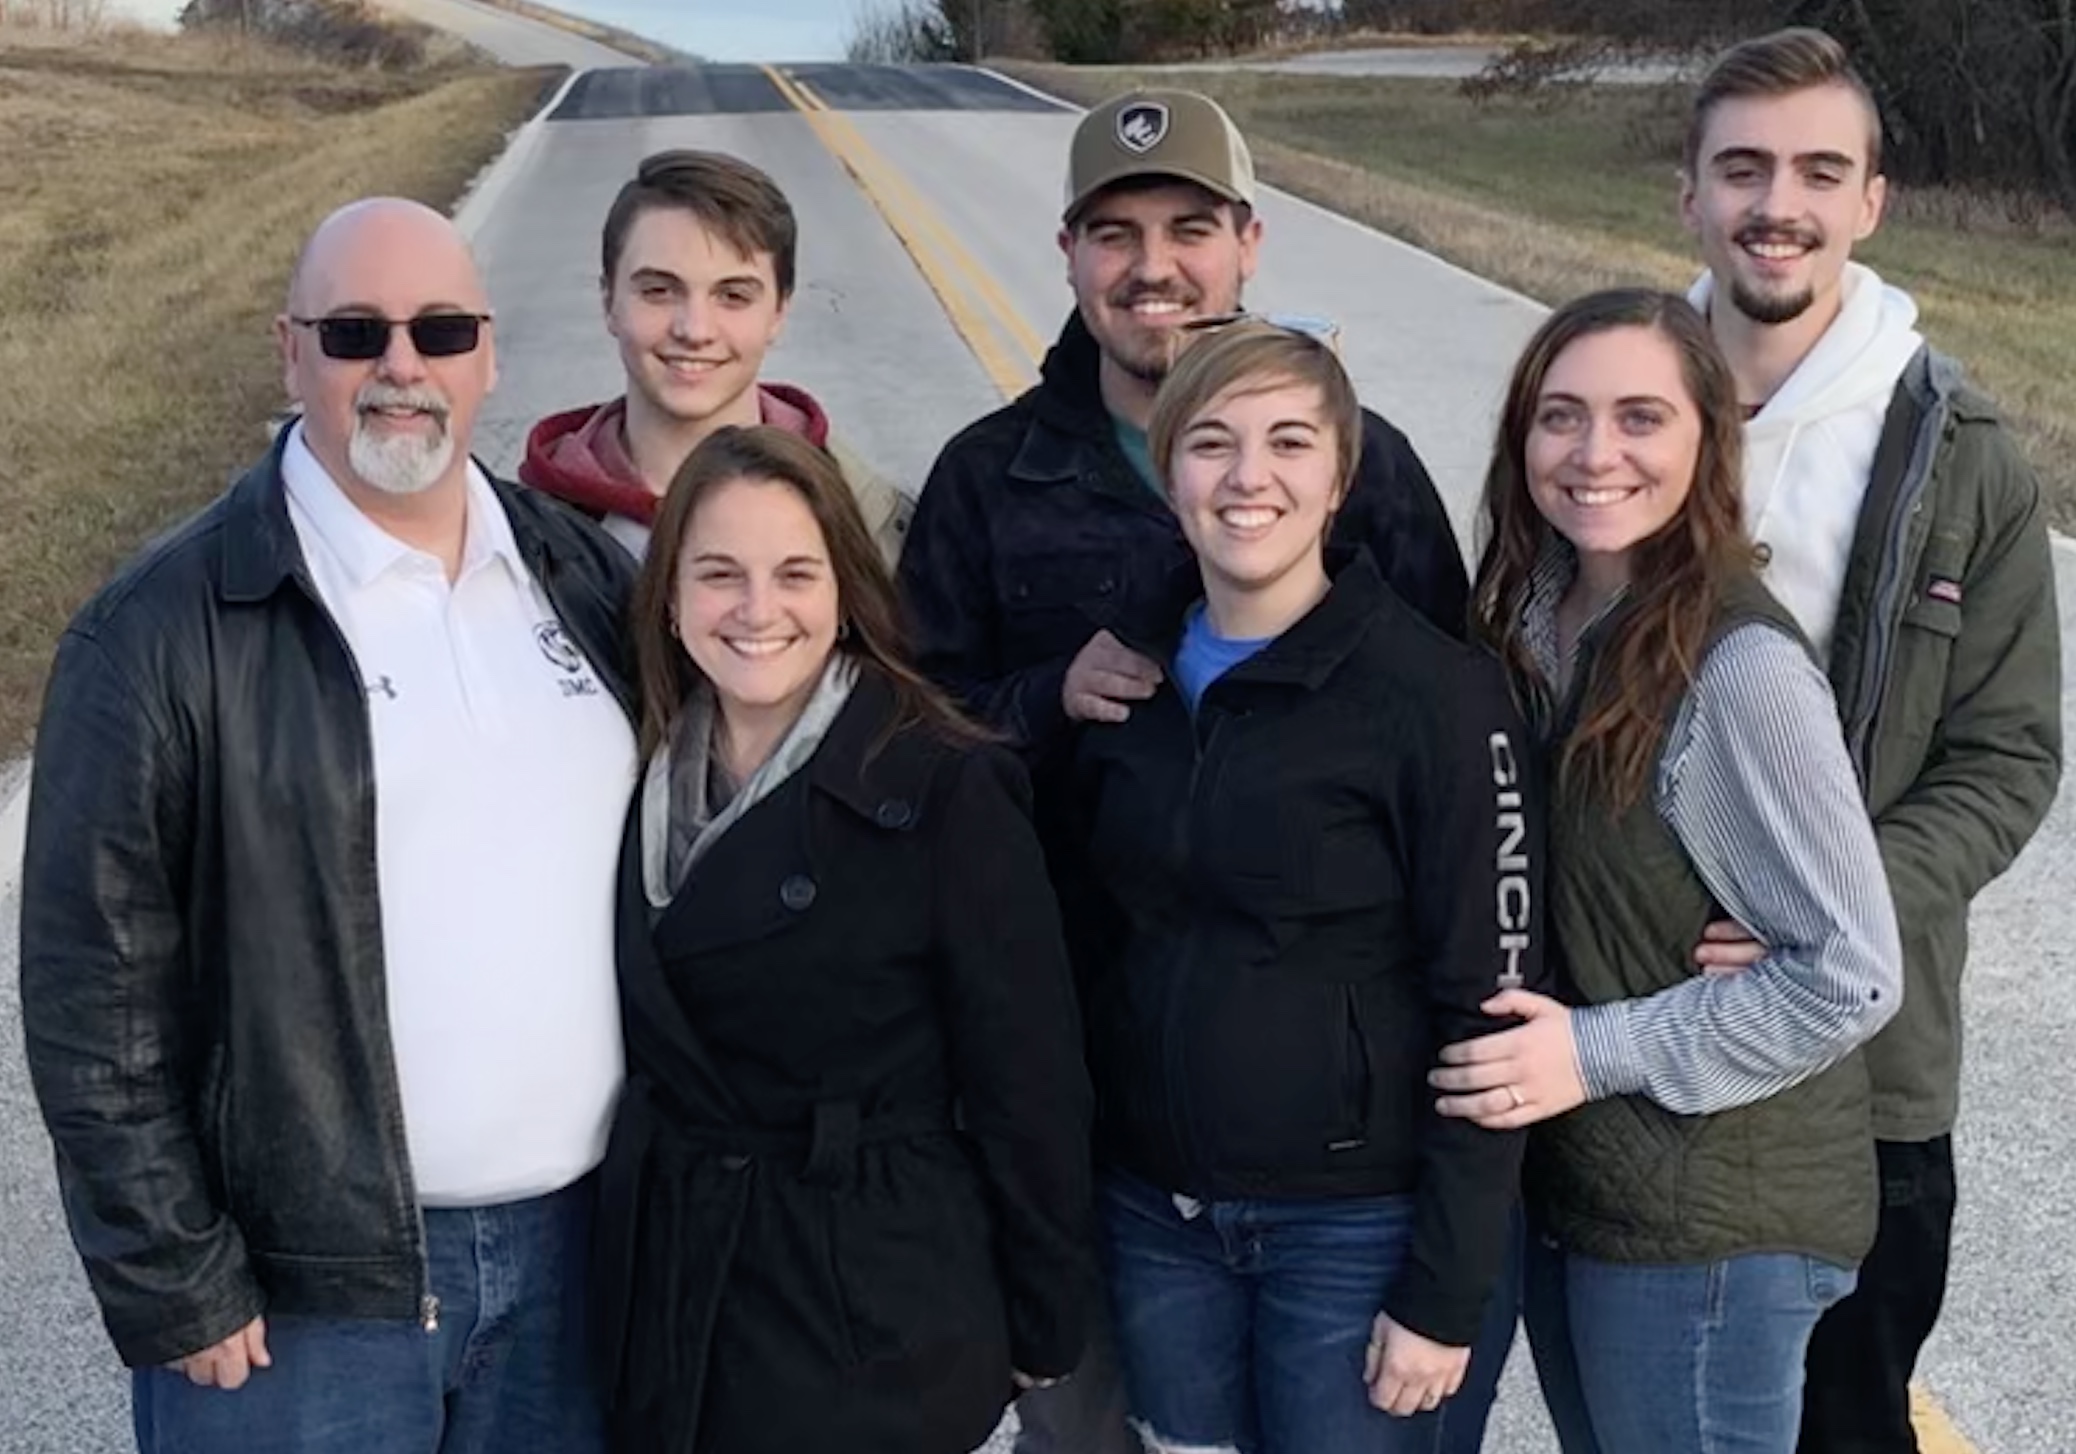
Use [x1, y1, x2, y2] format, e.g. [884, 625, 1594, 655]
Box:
[1506, 1084, 1524, 1110]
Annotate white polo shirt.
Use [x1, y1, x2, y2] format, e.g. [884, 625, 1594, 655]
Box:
[283, 428, 637, 1207]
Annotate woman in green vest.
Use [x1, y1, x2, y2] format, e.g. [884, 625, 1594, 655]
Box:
[1427, 288, 1902, 1454]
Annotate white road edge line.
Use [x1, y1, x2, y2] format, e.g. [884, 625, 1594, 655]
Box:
[0, 755, 29, 904]
[453, 66, 588, 241]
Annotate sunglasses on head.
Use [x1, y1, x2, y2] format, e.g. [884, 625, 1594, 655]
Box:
[290, 312, 492, 361]
[1181, 311, 1343, 352]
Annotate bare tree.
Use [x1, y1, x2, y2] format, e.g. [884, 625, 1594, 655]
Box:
[1458, 0, 2074, 211]
[844, 0, 957, 60]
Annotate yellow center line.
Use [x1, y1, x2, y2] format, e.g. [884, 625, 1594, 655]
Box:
[760, 64, 1040, 402]
[1911, 1383, 1980, 1454]
[793, 76, 1048, 364]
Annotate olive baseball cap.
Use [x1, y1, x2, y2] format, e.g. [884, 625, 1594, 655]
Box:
[1063, 89, 1257, 223]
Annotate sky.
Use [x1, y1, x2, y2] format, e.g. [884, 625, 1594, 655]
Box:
[103, 0, 868, 59]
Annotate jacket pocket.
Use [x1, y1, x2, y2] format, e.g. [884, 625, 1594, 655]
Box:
[827, 1145, 1001, 1364]
[1880, 525, 1973, 778]
[1193, 972, 1410, 1173]
[1332, 986, 1373, 1152]
[1000, 550, 1125, 658]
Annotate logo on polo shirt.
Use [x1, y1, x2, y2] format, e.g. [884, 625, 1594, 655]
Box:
[535, 621, 602, 698]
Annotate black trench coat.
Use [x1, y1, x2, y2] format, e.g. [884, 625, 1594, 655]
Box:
[593, 668, 1094, 1454]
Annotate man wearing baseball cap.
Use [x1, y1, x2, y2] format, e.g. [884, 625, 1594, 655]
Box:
[899, 90, 1487, 1454]
[902, 87, 1464, 745]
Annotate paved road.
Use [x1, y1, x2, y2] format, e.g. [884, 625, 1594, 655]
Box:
[4, 48, 2072, 1454]
[375, 0, 647, 66]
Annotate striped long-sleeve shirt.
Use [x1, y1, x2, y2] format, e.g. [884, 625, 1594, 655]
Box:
[1526, 562, 1902, 1116]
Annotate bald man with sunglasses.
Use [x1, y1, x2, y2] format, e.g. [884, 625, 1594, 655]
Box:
[22, 198, 638, 1454]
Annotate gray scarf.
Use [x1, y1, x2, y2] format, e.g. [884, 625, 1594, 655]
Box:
[641, 655, 861, 910]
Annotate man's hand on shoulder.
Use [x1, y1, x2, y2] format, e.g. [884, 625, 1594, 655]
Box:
[170, 1316, 270, 1390]
[1063, 630, 1162, 724]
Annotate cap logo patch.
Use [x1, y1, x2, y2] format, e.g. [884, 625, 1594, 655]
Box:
[1116, 102, 1169, 154]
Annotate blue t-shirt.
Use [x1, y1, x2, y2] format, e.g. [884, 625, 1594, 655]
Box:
[1175, 601, 1273, 710]
[1111, 414, 1161, 495]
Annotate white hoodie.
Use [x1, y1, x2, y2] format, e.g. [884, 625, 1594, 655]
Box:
[1689, 263, 1925, 661]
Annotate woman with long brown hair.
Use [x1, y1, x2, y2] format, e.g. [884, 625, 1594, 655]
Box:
[1427, 289, 1902, 1453]
[590, 425, 1093, 1453]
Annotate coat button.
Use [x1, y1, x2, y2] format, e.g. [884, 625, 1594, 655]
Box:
[1754, 540, 1774, 568]
[779, 874, 817, 911]
[718, 1154, 751, 1173]
[874, 799, 914, 829]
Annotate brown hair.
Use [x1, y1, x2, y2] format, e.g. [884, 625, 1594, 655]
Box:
[1472, 288, 1751, 812]
[1148, 321, 1361, 501]
[1686, 27, 1884, 176]
[629, 426, 982, 759]
[602, 150, 798, 299]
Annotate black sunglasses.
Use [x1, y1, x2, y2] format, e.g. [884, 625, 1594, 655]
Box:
[290, 312, 492, 361]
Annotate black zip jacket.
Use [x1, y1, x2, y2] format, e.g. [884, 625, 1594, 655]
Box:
[1069, 551, 1544, 1347]
[19, 433, 635, 1368]
[898, 312, 1469, 755]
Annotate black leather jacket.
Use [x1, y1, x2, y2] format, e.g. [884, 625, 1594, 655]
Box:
[19, 434, 634, 1368]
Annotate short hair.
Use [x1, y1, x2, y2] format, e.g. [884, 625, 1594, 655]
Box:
[601, 150, 798, 298]
[1685, 27, 1884, 176]
[1149, 322, 1362, 502]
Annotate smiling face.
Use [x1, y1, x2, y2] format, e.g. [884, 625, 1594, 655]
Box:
[1060, 181, 1260, 389]
[673, 474, 838, 732]
[607, 205, 788, 439]
[1168, 377, 1344, 618]
[1525, 325, 1704, 581]
[1681, 82, 1885, 331]
[279, 200, 496, 501]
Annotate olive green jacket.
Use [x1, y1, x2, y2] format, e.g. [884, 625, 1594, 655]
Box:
[1826, 347, 2062, 1140]
[1533, 577, 1879, 1268]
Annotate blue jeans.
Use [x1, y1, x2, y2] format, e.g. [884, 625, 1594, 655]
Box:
[1101, 1171, 1507, 1454]
[1524, 1229, 1856, 1454]
[133, 1178, 603, 1454]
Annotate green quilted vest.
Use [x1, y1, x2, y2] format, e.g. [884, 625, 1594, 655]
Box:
[1528, 574, 1878, 1267]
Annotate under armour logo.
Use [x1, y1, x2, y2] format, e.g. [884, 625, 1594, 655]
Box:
[367, 676, 398, 701]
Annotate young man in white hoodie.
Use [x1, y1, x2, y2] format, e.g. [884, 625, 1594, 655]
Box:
[1681, 29, 2062, 1454]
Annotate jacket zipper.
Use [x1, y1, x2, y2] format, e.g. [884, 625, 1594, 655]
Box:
[1164, 694, 1228, 1189]
[1845, 379, 1952, 777]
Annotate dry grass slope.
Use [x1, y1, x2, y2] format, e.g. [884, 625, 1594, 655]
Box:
[0, 24, 551, 753]
[1003, 64, 2076, 533]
